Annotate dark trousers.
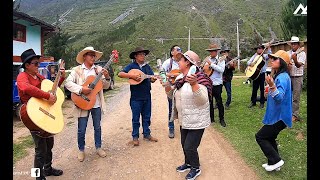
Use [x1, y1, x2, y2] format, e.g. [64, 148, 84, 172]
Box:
[31, 131, 54, 178]
[168, 97, 174, 130]
[210, 84, 224, 121]
[130, 98, 152, 139]
[255, 120, 286, 165]
[251, 72, 265, 104]
[223, 81, 232, 106]
[180, 127, 205, 168]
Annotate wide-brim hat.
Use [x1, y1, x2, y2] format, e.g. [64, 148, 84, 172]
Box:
[254, 44, 265, 50]
[287, 36, 304, 46]
[129, 46, 150, 59]
[220, 46, 231, 53]
[20, 48, 42, 68]
[268, 50, 290, 65]
[177, 50, 201, 67]
[205, 43, 221, 51]
[76, 46, 103, 64]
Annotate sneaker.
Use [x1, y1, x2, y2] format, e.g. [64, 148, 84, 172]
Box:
[259, 103, 264, 108]
[133, 138, 139, 146]
[262, 163, 280, 171]
[43, 167, 63, 176]
[185, 168, 201, 180]
[96, 148, 107, 158]
[176, 164, 191, 172]
[168, 129, 175, 139]
[144, 135, 158, 142]
[77, 151, 85, 162]
[225, 104, 230, 110]
[265, 160, 284, 171]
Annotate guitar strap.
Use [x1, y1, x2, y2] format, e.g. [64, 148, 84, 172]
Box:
[168, 57, 173, 72]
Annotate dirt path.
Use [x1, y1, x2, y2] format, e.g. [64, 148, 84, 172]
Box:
[13, 81, 258, 180]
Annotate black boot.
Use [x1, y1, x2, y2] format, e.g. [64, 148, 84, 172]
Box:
[43, 167, 63, 176]
[220, 119, 226, 127]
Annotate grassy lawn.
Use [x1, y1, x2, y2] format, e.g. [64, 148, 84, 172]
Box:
[213, 77, 307, 180]
[13, 135, 34, 165]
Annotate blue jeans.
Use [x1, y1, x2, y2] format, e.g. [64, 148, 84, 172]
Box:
[78, 107, 102, 151]
[223, 81, 232, 106]
[168, 97, 174, 130]
[130, 98, 152, 139]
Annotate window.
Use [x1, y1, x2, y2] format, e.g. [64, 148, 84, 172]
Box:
[13, 22, 26, 42]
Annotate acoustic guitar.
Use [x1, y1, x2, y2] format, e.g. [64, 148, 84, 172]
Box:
[128, 69, 160, 85]
[201, 55, 227, 77]
[20, 60, 65, 138]
[245, 39, 274, 80]
[167, 69, 181, 84]
[71, 50, 119, 110]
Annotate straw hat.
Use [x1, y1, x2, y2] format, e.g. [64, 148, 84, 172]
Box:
[287, 36, 304, 46]
[205, 43, 221, 51]
[268, 50, 290, 65]
[76, 46, 103, 64]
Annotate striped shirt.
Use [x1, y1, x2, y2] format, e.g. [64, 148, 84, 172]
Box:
[287, 49, 306, 77]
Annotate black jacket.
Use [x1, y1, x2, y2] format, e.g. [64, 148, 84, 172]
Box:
[223, 56, 235, 82]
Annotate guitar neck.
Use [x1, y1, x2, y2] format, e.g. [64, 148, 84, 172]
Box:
[51, 61, 63, 95]
[89, 55, 114, 89]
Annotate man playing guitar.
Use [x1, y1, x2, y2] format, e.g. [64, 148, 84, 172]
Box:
[247, 42, 272, 109]
[204, 43, 226, 127]
[161, 45, 182, 138]
[16, 49, 64, 180]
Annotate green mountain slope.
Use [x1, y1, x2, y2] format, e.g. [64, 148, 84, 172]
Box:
[17, 0, 289, 68]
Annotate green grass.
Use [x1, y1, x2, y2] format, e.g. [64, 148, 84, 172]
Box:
[13, 135, 34, 165]
[213, 77, 307, 180]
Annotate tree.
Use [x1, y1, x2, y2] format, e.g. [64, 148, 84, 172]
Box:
[281, 0, 307, 40]
[44, 29, 74, 68]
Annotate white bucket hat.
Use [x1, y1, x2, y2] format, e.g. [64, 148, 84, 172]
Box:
[287, 36, 304, 46]
[76, 46, 103, 64]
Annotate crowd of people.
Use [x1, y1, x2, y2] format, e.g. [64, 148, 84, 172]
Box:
[16, 35, 306, 180]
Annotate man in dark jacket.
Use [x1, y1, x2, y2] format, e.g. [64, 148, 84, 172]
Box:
[221, 46, 235, 109]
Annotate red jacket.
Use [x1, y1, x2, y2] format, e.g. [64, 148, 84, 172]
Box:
[16, 72, 65, 104]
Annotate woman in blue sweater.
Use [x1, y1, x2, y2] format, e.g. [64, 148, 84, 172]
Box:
[255, 50, 292, 172]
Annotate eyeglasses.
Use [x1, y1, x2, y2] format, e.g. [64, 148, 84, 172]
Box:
[137, 52, 146, 56]
[86, 53, 96, 57]
[175, 47, 182, 52]
[270, 57, 279, 61]
[29, 61, 39, 66]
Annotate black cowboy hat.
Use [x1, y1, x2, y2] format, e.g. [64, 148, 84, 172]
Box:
[253, 43, 265, 50]
[20, 48, 42, 68]
[220, 46, 231, 52]
[129, 47, 150, 59]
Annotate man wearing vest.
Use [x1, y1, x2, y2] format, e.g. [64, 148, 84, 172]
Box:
[287, 36, 306, 122]
[161, 45, 182, 138]
[65, 46, 110, 162]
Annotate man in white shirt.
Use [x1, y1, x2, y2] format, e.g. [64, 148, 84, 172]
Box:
[161, 45, 182, 138]
[65, 47, 110, 162]
[203, 43, 226, 127]
[287, 36, 307, 122]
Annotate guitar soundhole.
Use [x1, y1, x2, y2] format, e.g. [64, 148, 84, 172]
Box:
[39, 107, 55, 120]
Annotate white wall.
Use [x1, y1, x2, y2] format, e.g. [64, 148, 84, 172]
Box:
[13, 19, 42, 56]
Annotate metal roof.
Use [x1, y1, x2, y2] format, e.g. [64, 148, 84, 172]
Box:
[13, 10, 56, 32]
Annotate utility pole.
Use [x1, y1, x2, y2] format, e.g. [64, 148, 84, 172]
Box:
[184, 26, 191, 50]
